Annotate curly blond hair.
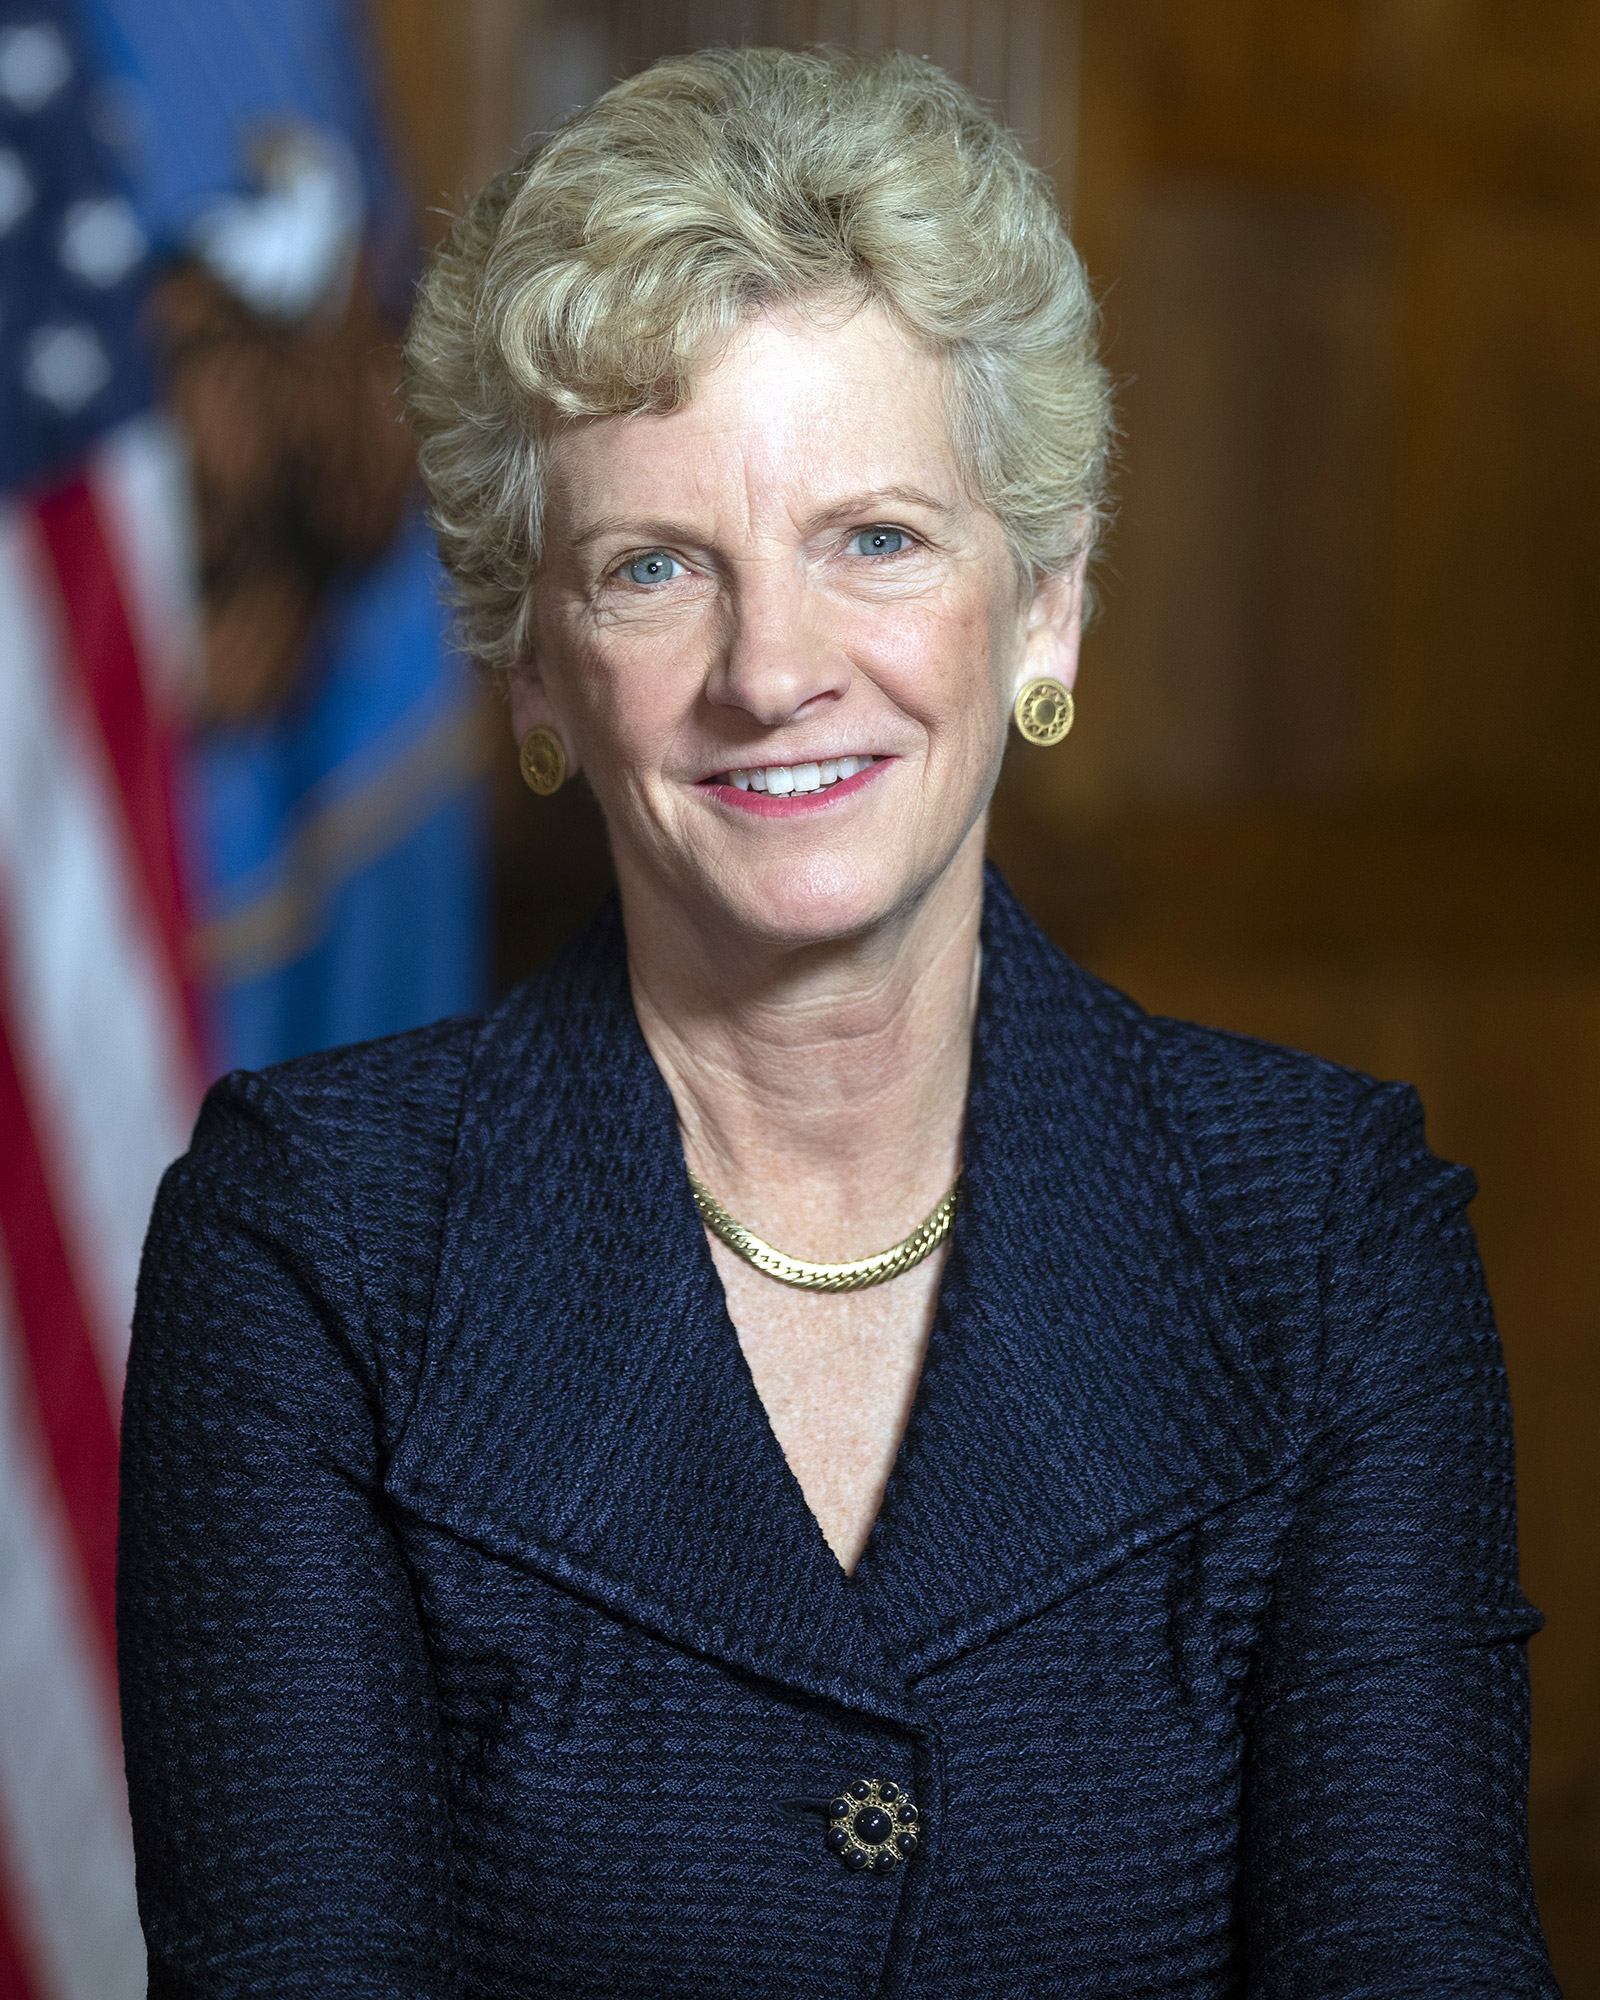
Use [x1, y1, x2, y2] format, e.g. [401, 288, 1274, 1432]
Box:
[403, 44, 1110, 683]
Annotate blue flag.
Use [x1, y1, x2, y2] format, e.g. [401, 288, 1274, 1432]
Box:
[79, 0, 486, 1071]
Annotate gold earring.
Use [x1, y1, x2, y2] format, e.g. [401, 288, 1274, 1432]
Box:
[518, 726, 567, 795]
[1013, 677, 1074, 747]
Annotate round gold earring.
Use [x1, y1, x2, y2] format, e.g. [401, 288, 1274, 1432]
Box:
[518, 726, 567, 795]
[1013, 677, 1075, 747]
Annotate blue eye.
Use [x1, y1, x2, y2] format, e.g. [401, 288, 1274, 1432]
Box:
[623, 551, 683, 586]
[852, 527, 908, 557]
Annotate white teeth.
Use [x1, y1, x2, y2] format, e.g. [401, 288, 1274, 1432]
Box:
[718, 755, 876, 792]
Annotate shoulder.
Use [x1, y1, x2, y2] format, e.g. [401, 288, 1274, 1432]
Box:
[1072, 956, 1462, 1279]
[987, 874, 1482, 1416]
[222, 1008, 484, 1136]
[1130, 1007, 1483, 1427]
[987, 867, 1426, 1188]
[169, 1011, 485, 1256]
[1130, 1005, 1473, 1253]
[166, 896, 635, 1265]
[1137, 1006, 1423, 1176]
[141, 1016, 485, 1389]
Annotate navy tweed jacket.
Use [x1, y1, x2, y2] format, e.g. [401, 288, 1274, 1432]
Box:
[120, 872, 1557, 1999]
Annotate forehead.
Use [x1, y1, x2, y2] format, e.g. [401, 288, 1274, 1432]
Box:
[543, 302, 964, 534]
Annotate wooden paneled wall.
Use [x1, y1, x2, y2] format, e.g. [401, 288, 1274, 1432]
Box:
[376, 0, 1080, 191]
[371, 3, 1599, 1985]
[604, 0, 1073, 175]
[1001, 4, 1600, 1985]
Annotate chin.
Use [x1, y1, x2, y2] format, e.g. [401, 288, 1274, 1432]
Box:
[705, 843, 954, 950]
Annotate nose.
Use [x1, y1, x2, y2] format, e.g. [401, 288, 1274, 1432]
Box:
[704, 557, 850, 726]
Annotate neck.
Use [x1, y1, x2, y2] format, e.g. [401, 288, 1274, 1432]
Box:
[621, 829, 985, 1255]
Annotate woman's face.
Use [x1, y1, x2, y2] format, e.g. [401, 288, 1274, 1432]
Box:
[516, 301, 1080, 950]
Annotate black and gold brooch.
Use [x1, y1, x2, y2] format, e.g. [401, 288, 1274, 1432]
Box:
[823, 1777, 919, 1873]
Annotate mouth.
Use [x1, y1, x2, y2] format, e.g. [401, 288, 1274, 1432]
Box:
[714, 754, 877, 796]
[697, 754, 887, 815]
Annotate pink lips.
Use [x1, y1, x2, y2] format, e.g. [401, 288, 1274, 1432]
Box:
[698, 757, 889, 817]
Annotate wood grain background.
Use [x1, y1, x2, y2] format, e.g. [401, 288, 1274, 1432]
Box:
[372, 5, 1600, 1983]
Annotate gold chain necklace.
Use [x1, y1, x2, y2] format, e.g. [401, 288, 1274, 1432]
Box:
[687, 1169, 961, 1293]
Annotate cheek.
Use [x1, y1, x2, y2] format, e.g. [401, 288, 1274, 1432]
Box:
[535, 599, 672, 761]
[866, 591, 1014, 741]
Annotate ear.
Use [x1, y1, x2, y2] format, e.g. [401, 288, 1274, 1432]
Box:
[507, 661, 582, 778]
[1016, 562, 1084, 699]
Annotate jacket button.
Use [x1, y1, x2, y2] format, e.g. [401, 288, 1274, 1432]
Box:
[824, 1776, 917, 1873]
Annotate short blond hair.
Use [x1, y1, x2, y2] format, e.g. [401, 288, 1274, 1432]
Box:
[404, 44, 1110, 683]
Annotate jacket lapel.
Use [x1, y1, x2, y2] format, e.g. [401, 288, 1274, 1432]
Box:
[854, 874, 1295, 1676]
[388, 876, 1294, 1713]
[386, 901, 905, 1720]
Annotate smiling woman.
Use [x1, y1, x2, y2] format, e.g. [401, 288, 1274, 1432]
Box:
[509, 298, 1069, 963]
[116, 43, 1557, 2000]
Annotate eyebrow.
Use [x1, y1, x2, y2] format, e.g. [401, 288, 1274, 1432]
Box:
[566, 485, 960, 553]
[569, 516, 693, 554]
[810, 485, 958, 523]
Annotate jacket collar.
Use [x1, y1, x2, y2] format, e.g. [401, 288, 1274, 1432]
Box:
[388, 895, 906, 1719]
[852, 875, 1294, 1676]
[387, 873, 1291, 1712]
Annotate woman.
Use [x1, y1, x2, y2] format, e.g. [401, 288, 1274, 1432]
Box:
[120, 46, 1556, 1999]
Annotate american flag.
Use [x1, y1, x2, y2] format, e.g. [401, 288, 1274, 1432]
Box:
[0, 5, 200, 1995]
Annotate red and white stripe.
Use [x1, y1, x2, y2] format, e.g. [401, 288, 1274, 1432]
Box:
[0, 415, 201, 2000]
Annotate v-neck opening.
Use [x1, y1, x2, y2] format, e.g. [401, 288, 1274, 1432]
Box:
[390, 869, 1292, 1709]
[693, 1217, 962, 1590]
[845, 1141, 975, 1606]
